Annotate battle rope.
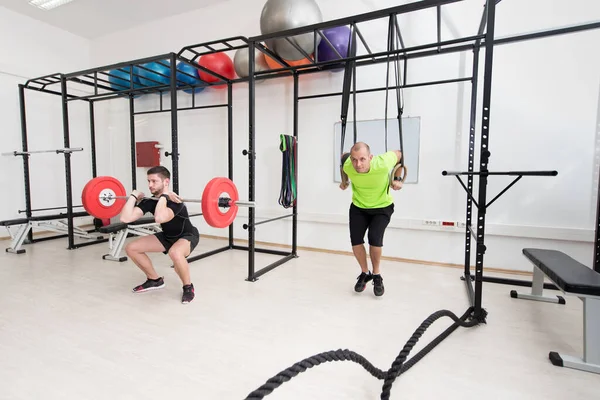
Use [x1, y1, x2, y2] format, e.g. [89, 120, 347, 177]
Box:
[245, 306, 483, 399]
[278, 134, 297, 208]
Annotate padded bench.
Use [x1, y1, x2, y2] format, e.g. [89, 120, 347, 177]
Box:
[100, 213, 203, 262]
[1, 212, 102, 254]
[101, 217, 161, 262]
[514, 248, 600, 374]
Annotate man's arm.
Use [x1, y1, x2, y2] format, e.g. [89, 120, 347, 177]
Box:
[154, 196, 175, 224]
[393, 150, 402, 164]
[120, 193, 144, 223]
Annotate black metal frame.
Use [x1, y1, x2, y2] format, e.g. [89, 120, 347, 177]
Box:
[14, 0, 600, 318]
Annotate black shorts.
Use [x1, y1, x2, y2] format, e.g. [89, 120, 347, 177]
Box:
[349, 203, 394, 247]
[155, 227, 199, 256]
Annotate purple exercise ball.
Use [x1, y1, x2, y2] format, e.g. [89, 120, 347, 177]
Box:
[317, 26, 352, 66]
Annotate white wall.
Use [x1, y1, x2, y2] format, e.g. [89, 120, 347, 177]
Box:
[89, 0, 600, 272]
[0, 6, 92, 231]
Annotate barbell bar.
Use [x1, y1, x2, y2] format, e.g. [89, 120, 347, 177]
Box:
[98, 194, 256, 208]
[1, 147, 84, 156]
[82, 176, 255, 228]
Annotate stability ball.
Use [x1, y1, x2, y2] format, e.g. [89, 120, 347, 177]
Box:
[317, 26, 352, 64]
[233, 48, 269, 81]
[198, 53, 235, 89]
[260, 0, 323, 61]
[108, 66, 142, 91]
[138, 60, 171, 88]
[176, 61, 204, 94]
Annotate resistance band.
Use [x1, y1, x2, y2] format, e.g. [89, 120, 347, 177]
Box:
[278, 134, 297, 208]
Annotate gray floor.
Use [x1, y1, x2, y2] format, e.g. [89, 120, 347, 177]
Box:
[1, 236, 599, 399]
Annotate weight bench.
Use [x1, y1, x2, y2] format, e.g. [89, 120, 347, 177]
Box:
[99, 217, 161, 262]
[1, 212, 102, 254]
[513, 248, 600, 374]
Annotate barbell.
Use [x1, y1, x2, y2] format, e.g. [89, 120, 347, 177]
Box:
[81, 176, 255, 228]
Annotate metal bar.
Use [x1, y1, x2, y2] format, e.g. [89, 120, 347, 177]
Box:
[354, 24, 374, 60]
[455, 176, 479, 208]
[60, 75, 75, 250]
[186, 245, 231, 264]
[132, 103, 229, 116]
[232, 245, 293, 257]
[467, 224, 477, 241]
[465, 274, 559, 291]
[249, 0, 462, 42]
[595, 86, 600, 273]
[71, 238, 110, 249]
[245, 213, 295, 228]
[251, 254, 296, 280]
[2, 147, 84, 156]
[177, 36, 249, 57]
[473, 0, 497, 320]
[493, 21, 600, 46]
[464, 273, 475, 306]
[18, 205, 84, 213]
[228, 82, 234, 248]
[486, 176, 523, 208]
[18, 84, 33, 244]
[248, 41, 257, 282]
[464, 36, 480, 279]
[298, 77, 471, 100]
[89, 101, 97, 178]
[292, 73, 299, 257]
[443, 170, 558, 176]
[437, 6, 442, 51]
[23, 85, 84, 100]
[170, 53, 179, 193]
[129, 96, 136, 191]
[284, 37, 315, 63]
[64, 53, 173, 79]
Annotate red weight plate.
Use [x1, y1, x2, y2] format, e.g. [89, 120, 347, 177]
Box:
[201, 177, 239, 228]
[81, 176, 127, 219]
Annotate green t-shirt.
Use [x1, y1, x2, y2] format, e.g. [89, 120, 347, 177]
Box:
[343, 151, 398, 209]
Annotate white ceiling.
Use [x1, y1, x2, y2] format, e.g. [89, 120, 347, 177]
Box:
[0, 0, 225, 39]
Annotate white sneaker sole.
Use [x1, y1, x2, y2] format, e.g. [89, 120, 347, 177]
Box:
[133, 284, 165, 293]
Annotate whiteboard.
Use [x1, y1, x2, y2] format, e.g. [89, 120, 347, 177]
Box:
[333, 117, 420, 183]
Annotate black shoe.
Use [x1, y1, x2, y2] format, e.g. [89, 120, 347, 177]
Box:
[132, 277, 165, 293]
[182, 284, 195, 304]
[373, 274, 384, 296]
[354, 271, 373, 292]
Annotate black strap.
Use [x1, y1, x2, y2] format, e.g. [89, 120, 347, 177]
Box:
[385, 15, 405, 166]
[340, 25, 358, 162]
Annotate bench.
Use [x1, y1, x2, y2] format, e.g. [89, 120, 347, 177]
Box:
[1, 211, 103, 254]
[514, 248, 600, 374]
[100, 213, 203, 262]
[101, 217, 161, 262]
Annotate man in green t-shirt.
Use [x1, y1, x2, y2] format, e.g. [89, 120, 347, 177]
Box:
[340, 142, 403, 296]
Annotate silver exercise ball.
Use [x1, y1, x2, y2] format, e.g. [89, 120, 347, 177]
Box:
[234, 47, 269, 81]
[260, 0, 323, 61]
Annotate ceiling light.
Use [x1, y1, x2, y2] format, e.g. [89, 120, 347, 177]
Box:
[29, 0, 77, 10]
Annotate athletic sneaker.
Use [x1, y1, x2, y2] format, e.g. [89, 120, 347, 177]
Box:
[182, 284, 195, 304]
[132, 277, 165, 293]
[373, 274, 384, 296]
[354, 271, 373, 292]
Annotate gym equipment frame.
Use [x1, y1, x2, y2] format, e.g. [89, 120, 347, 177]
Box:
[12, 0, 600, 317]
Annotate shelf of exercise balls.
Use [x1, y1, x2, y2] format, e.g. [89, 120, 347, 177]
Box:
[31, 53, 229, 102]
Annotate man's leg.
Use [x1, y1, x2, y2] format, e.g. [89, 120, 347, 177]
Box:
[369, 246, 383, 275]
[125, 235, 167, 292]
[349, 204, 372, 292]
[367, 205, 394, 296]
[167, 237, 197, 304]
